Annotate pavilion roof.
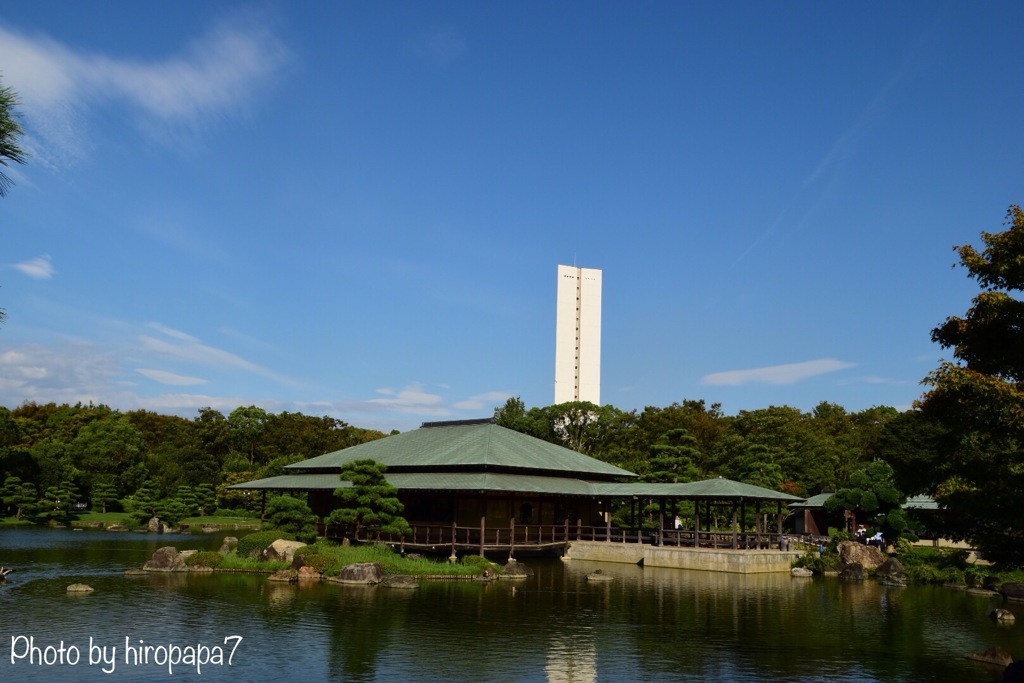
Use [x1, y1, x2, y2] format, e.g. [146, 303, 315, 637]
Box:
[230, 472, 801, 502]
[285, 419, 634, 480]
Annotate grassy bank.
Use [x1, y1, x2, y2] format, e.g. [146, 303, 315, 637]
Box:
[178, 515, 261, 527]
[183, 538, 496, 577]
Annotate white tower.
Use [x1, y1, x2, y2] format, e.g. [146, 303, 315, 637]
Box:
[554, 264, 602, 405]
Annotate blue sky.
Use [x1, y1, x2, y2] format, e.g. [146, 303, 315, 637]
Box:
[1, 1, 1022, 432]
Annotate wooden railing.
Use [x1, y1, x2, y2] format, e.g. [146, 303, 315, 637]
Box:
[367, 520, 788, 554]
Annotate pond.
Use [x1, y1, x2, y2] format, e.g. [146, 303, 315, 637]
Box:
[0, 527, 1018, 682]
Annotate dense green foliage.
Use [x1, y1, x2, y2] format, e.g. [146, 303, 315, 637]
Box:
[263, 494, 317, 542]
[235, 530, 297, 559]
[494, 397, 901, 500]
[825, 460, 907, 541]
[183, 551, 224, 568]
[0, 403, 386, 525]
[328, 460, 411, 540]
[916, 205, 1024, 566]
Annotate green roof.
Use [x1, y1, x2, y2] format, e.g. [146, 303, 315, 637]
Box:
[286, 421, 634, 480]
[593, 478, 803, 502]
[230, 472, 798, 501]
[231, 472, 596, 495]
[788, 492, 835, 509]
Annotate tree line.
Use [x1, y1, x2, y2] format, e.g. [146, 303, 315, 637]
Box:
[0, 403, 387, 525]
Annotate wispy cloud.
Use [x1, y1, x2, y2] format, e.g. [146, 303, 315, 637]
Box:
[453, 391, 511, 411]
[0, 12, 288, 163]
[367, 384, 449, 415]
[12, 255, 55, 279]
[0, 343, 120, 405]
[701, 358, 855, 386]
[135, 368, 206, 386]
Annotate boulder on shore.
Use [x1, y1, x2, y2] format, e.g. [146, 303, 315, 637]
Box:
[381, 574, 419, 589]
[262, 540, 306, 564]
[268, 570, 298, 583]
[334, 562, 384, 584]
[143, 546, 188, 572]
[837, 541, 885, 570]
[1001, 583, 1024, 602]
[147, 516, 171, 534]
[875, 558, 907, 586]
[838, 562, 865, 581]
[218, 537, 238, 555]
[502, 560, 534, 578]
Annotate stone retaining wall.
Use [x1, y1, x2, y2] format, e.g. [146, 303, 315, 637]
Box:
[566, 541, 803, 574]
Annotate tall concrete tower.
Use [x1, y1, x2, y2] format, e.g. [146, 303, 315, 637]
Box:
[554, 264, 602, 405]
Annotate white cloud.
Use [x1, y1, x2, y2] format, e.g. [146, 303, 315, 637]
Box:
[453, 391, 511, 411]
[12, 255, 55, 279]
[146, 322, 199, 343]
[366, 383, 449, 415]
[701, 358, 856, 386]
[0, 343, 120, 405]
[0, 13, 288, 162]
[135, 368, 206, 386]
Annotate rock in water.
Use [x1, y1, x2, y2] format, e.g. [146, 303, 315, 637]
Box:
[143, 546, 188, 572]
[966, 646, 1013, 667]
[67, 583, 94, 593]
[335, 562, 384, 584]
[837, 541, 885, 570]
[875, 558, 907, 586]
[502, 560, 534, 577]
[838, 562, 865, 581]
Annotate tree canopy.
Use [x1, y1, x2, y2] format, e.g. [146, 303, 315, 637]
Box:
[918, 205, 1024, 565]
[328, 459, 410, 540]
[0, 79, 28, 197]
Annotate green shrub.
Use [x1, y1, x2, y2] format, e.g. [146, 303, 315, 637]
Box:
[297, 553, 334, 574]
[235, 530, 296, 559]
[794, 550, 841, 573]
[460, 554, 495, 570]
[184, 551, 223, 568]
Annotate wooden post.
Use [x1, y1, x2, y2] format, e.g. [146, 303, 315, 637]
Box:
[509, 518, 515, 559]
[777, 501, 783, 549]
[479, 515, 486, 556]
[605, 505, 611, 542]
[755, 501, 762, 548]
[658, 499, 665, 547]
[450, 521, 456, 559]
[732, 503, 738, 550]
[630, 497, 636, 538]
[693, 500, 700, 548]
[577, 518, 582, 541]
[741, 499, 747, 548]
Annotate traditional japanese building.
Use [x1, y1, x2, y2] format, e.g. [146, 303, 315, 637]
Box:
[231, 418, 802, 567]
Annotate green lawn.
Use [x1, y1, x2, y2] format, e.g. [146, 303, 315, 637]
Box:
[70, 511, 137, 527]
[178, 515, 261, 527]
[0, 516, 34, 527]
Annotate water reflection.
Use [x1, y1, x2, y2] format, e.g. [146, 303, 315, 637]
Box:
[0, 528, 1017, 682]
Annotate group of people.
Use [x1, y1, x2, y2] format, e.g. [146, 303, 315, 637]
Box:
[855, 525, 884, 547]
